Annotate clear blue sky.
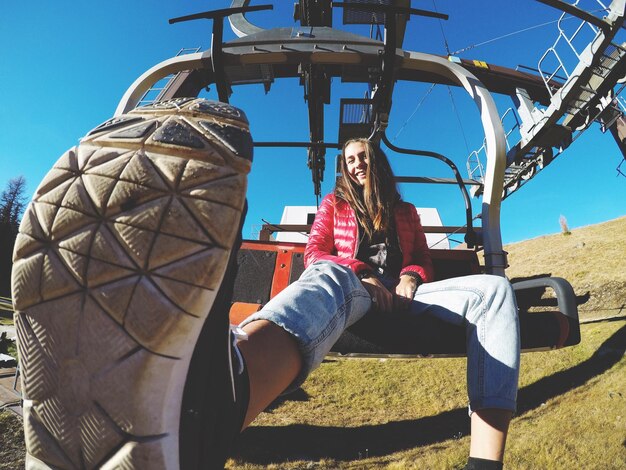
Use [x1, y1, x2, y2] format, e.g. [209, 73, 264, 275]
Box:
[1, 1, 625, 245]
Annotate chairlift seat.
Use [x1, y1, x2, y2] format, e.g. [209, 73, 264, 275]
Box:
[229, 240, 580, 356]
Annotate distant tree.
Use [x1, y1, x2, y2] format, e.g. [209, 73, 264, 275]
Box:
[0, 175, 27, 228]
[0, 176, 27, 298]
[559, 214, 571, 236]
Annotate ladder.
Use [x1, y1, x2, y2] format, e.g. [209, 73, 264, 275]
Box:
[469, 0, 626, 198]
[136, 47, 202, 107]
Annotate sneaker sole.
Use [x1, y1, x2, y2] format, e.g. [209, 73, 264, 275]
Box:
[11, 98, 252, 469]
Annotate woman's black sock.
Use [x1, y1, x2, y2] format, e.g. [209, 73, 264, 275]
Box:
[463, 456, 504, 470]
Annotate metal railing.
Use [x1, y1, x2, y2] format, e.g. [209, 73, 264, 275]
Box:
[136, 47, 201, 107]
[538, 1, 609, 97]
[467, 107, 520, 184]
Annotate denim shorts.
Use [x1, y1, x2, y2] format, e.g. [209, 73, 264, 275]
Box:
[240, 260, 520, 413]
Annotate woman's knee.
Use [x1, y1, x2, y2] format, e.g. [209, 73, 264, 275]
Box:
[307, 261, 361, 288]
[478, 275, 516, 302]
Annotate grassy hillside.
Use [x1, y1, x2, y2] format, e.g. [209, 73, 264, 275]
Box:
[230, 319, 625, 469]
[504, 215, 626, 319]
[1, 217, 625, 469]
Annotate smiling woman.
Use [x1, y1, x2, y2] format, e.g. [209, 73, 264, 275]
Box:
[344, 140, 369, 185]
[237, 137, 520, 470]
[335, 138, 400, 246]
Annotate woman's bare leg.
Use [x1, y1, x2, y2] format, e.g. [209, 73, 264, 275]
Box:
[238, 320, 302, 428]
[238, 327, 512, 465]
[469, 409, 513, 462]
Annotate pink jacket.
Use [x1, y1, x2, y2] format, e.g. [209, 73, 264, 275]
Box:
[304, 194, 434, 283]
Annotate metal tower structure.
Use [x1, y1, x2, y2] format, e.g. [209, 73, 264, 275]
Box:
[112, 0, 626, 274]
[468, 0, 626, 198]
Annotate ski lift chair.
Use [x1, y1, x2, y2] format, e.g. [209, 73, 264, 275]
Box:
[115, 1, 581, 357]
[228, 99, 580, 357]
[227, 188, 580, 358]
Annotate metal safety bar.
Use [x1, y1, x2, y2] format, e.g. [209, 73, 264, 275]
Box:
[381, 133, 478, 248]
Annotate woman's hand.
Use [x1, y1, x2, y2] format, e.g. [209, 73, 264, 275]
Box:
[394, 274, 419, 311]
[361, 276, 394, 313]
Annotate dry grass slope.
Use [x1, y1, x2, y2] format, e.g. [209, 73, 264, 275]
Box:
[0, 410, 25, 469]
[504, 215, 626, 319]
[228, 319, 626, 469]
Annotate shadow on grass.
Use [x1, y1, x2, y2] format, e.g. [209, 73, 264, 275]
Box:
[264, 387, 310, 412]
[233, 323, 626, 464]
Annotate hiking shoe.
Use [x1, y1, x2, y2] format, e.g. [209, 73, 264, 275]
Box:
[11, 98, 252, 469]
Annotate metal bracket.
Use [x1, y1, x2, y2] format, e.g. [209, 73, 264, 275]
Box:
[169, 4, 273, 103]
[229, 0, 266, 37]
[332, 2, 448, 140]
[300, 63, 331, 197]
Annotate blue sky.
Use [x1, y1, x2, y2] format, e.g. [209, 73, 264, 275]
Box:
[1, 1, 625, 245]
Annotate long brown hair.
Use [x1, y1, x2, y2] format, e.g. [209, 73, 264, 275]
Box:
[335, 138, 400, 239]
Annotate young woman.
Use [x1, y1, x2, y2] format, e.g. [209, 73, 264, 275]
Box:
[238, 138, 521, 470]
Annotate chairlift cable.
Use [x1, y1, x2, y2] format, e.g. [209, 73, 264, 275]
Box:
[394, 0, 470, 153]
[392, 2, 447, 142]
[447, 85, 471, 155]
[393, 83, 436, 141]
[369, 21, 383, 42]
[431, 0, 451, 55]
[451, 18, 562, 55]
[450, 10, 605, 56]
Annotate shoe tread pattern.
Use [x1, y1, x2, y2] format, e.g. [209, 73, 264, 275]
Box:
[12, 98, 251, 469]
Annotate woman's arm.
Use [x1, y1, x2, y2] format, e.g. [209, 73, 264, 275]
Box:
[398, 204, 435, 283]
[393, 204, 434, 309]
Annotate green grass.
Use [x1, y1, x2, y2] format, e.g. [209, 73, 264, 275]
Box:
[228, 318, 626, 469]
[0, 314, 16, 359]
[5, 341, 17, 359]
[0, 411, 25, 470]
